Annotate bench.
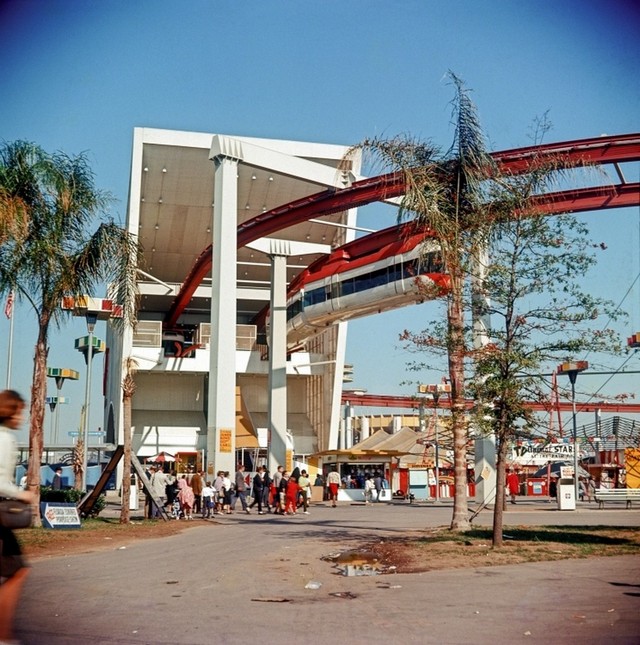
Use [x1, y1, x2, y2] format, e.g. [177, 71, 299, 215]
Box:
[593, 488, 640, 509]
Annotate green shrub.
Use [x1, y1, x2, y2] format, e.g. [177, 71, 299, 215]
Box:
[40, 486, 83, 504]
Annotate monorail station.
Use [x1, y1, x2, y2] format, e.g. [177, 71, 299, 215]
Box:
[104, 127, 438, 478]
[102, 128, 640, 494]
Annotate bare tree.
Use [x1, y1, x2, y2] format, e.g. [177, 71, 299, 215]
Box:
[470, 206, 622, 546]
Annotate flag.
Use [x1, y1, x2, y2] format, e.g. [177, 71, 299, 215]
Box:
[4, 290, 14, 319]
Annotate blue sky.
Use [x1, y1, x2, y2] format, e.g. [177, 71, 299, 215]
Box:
[1, 0, 639, 443]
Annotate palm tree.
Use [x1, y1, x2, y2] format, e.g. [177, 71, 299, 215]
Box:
[0, 140, 139, 526]
[0, 141, 34, 245]
[351, 74, 497, 530]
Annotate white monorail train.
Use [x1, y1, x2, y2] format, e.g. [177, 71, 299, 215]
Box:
[261, 223, 449, 350]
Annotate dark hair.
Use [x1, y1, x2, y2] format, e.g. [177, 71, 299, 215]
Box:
[0, 389, 25, 423]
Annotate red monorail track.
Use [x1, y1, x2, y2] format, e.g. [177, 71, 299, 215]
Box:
[164, 133, 640, 328]
[340, 392, 640, 415]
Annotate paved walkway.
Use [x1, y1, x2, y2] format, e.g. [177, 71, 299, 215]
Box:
[15, 498, 640, 644]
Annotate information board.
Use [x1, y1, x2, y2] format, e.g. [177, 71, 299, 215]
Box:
[40, 502, 81, 529]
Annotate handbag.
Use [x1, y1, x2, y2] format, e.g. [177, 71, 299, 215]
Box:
[0, 499, 32, 529]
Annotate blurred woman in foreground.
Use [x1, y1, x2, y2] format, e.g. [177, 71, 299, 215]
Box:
[0, 390, 35, 641]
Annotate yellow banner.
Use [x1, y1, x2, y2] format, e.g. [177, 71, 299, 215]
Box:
[219, 429, 233, 453]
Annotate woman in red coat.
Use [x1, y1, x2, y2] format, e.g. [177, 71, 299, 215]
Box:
[506, 469, 520, 504]
[285, 473, 301, 515]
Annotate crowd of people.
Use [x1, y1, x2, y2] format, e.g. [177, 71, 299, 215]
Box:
[143, 463, 322, 519]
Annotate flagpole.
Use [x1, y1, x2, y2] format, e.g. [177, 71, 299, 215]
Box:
[5, 290, 14, 389]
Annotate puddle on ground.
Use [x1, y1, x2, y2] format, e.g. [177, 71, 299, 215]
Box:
[340, 564, 381, 577]
[322, 550, 385, 576]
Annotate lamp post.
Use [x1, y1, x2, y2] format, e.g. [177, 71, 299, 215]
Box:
[419, 382, 452, 503]
[557, 360, 588, 502]
[62, 296, 121, 491]
[45, 396, 68, 446]
[46, 367, 79, 445]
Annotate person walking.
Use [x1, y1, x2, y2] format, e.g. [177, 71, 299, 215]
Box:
[373, 470, 384, 502]
[249, 466, 265, 514]
[506, 469, 520, 504]
[261, 467, 272, 512]
[0, 390, 35, 643]
[177, 475, 195, 520]
[297, 470, 311, 514]
[233, 465, 250, 514]
[51, 467, 63, 490]
[549, 473, 559, 502]
[276, 470, 289, 514]
[201, 481, 214, 518]
[284, 472, 300, 515]
[327, 468, 341, 507]
[364, 475, 375, 505]
[587, 476, 597, 503]
[221, 471, 233, 514]
[212, 471, 224, 514]
[150, 466, 168, 517]
[272, 465, 284, 514]
[190, 470, 203, 516]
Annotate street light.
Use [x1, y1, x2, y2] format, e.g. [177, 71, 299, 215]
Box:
[62, 296, 121, 491]
[419, 382, 452, 502]
[557, 360, 588, 502]
[46, 367, 79, 445]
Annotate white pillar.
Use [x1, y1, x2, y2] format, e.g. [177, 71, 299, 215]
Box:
[360, 415, 370, 441]
[267, 250, 288, 472]
[344, 401, 353, 448]
[475, 435, 496, 505]
[207, 154, 238, 474]
[472, 241, 496, 506]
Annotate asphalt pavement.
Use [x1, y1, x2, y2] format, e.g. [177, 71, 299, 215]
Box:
[14, 496, 640, 645]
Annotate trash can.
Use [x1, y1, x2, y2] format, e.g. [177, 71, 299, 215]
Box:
[129, 475, 139, 511]
[557, 477, 576, 510]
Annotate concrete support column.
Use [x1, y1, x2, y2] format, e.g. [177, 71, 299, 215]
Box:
[472, 241, 496, 506]
[344, 401, 353, 449]
[207, 154, 238, 474]
[267, 251, 288, 472]
[360, 415, 370, 441]
[475, 435, 497, 506]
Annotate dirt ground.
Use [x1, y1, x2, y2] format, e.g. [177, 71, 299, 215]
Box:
[17, 518, 195, 561]
[18, 519, 640, 573]
[361, 525, 640, 573]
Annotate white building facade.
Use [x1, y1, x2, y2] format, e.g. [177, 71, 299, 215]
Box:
[104, 128, 362, 476]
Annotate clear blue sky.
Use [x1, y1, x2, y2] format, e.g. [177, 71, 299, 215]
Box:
[1, 0, 639, 443]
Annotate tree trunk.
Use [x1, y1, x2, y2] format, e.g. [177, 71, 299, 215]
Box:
[492, 435, 509, 547]
[27, 328, 48, 527]
[73, 439, 84, 491]
[119, 379, 133, 524]
[448, 273, 470, 531]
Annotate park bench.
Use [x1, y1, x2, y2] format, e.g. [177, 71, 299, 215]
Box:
[593, 488, 640, 509]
